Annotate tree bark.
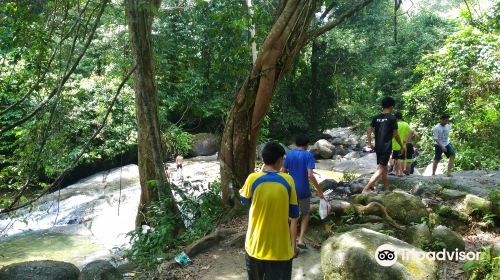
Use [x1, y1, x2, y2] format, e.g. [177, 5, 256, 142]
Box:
[220, 0, 376, 204]
[125, 0, 183, 229]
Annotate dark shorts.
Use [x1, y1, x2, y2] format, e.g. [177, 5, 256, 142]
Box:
[376, 153, 391, 166]
[434, 143, 455, 160]
[406, 143, 414, 160]
[298, 197, 311, 215]
[176, 164, 183, 169]
[245, 253, 292, 280]
[392, 150, 403, 160]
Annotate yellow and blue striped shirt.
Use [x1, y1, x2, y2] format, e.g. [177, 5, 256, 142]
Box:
[240, 171, 299, 261]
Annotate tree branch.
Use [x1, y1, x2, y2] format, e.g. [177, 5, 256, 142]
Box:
[306, 0, 374, 43]
[0, 0, 109, 135]
[0, 64, 136, 215]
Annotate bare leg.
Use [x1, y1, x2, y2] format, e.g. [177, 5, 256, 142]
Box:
[381, 165, 389, 191]
[363, 166, 383, 192]
[447, 156, 455, 177]
[432, 159, 440, 176]
[298, 214, 309, 245]
[290, 218, 298, 255]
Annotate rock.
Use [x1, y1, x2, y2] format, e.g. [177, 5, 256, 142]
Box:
[406, 224, 432, 248]
[311, 139, 335, 159]
[331, 138, 345, 145]
[79, 260, 121, 280]
[408, 181, 442, 197]
[342, 223, 387, 232]
[344, 151, 360, 160]
[464, 194, 491, 214]
[319, 179, 338, 191]
[368, 191, 428, 225]
[191, 133, 218, 156]
[0, 260, 80, 280]
[359, 215, 384, 223]
[321, 228, 438, 280]
[436, 206, 469, 222]
[490, 242, 500, 258]
[350, 193, 376, 205]
[439, 189, 467, 200]
[431, 225, 465, 251]
[349, 183, 365, 194]
[335, 145, 346, 156]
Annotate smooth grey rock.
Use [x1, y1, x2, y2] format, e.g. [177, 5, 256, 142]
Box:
[311, 139, 336, 159]
[191, 133, 218, 156]
[439, 189, 467, 200]
[79, 260, 121, 280]
[464, 194, 491, 214]
[321, 228, 438, 280]
[431, 225, 465, 251]
[368, 191, 429, 225]
[0, 260, 80, 280]
[406, 224, 432, 248]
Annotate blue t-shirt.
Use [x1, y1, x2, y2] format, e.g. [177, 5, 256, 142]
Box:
[283, 149, 315, 199]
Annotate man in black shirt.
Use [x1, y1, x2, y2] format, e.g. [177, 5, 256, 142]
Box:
[363, 96, 405, 193]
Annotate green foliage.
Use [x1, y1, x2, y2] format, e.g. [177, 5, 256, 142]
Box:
[421, 239, 447, 252]
[163, 125, 193, 157]
[341, 170, 358, 183]
[463, 246, 500, 280]
[125, 180, 227, 267]
[341, 207, 362, 224]
[404, 5, 500, 170]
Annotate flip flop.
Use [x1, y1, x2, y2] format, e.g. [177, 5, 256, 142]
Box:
[297, 243, 307, 249]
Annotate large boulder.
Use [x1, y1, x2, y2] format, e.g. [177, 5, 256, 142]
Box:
[406, 224, 432, 248]
[431, 225, 465, 251]
[311, 139, 335, 159]
[0, 260, 80, 280]
[439, 189, 467, 200]
[79, 260, 121, 280]
[191, 133, 218, 156]
[464, 194, 491, 214]
[344, 151, 360, 160]
[321, 228, 438, 280]
[368, 191, 428, 225]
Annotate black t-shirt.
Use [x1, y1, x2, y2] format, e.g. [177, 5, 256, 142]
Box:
[370, 113, 398, 154]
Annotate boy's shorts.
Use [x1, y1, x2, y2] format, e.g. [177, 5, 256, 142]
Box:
[298, 198, 310, 215]
[392, 150, 403, 160]
[434, 143, 455, 160]
[376, 153, 391, 166]
[246, 253, 292, 280]
[406, 143, 414, 160]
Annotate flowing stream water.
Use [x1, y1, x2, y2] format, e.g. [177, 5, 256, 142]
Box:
[0, 156, 221, 269]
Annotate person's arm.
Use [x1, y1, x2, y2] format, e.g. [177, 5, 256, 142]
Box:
[393, 130, 406, 154]
[367, 126, 373, 149]
[290, 218, 298, 255]
[289, 179, 299, 256]
[308, 169, 325, 200]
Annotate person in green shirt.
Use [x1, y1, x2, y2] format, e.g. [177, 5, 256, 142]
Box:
[391, 112, 412, 177]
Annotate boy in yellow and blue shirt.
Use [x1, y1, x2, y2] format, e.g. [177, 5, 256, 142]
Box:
[240, 142, 299, 280]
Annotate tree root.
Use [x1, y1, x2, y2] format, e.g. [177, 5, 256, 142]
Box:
[328, 201, 404, 230]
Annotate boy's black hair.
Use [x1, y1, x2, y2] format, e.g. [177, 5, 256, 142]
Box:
[381, 96, 396, 109]
[395, 112, 403, 120]
[261, 142, 286, 165]
[295, 134, 310, 147]
[440, 114, 450, 120]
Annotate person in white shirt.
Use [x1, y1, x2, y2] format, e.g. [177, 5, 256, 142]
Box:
[432, 115, 455, 177]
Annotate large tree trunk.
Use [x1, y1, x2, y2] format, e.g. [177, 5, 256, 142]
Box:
[220, 0, 318, 204]
[126, 0, 183, 230]
[220, 0, 376, 204]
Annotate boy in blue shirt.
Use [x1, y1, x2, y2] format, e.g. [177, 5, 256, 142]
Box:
[282, 134, 324, 250]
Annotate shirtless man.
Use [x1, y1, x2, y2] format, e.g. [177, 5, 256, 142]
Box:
[176, 154, 184, 177]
